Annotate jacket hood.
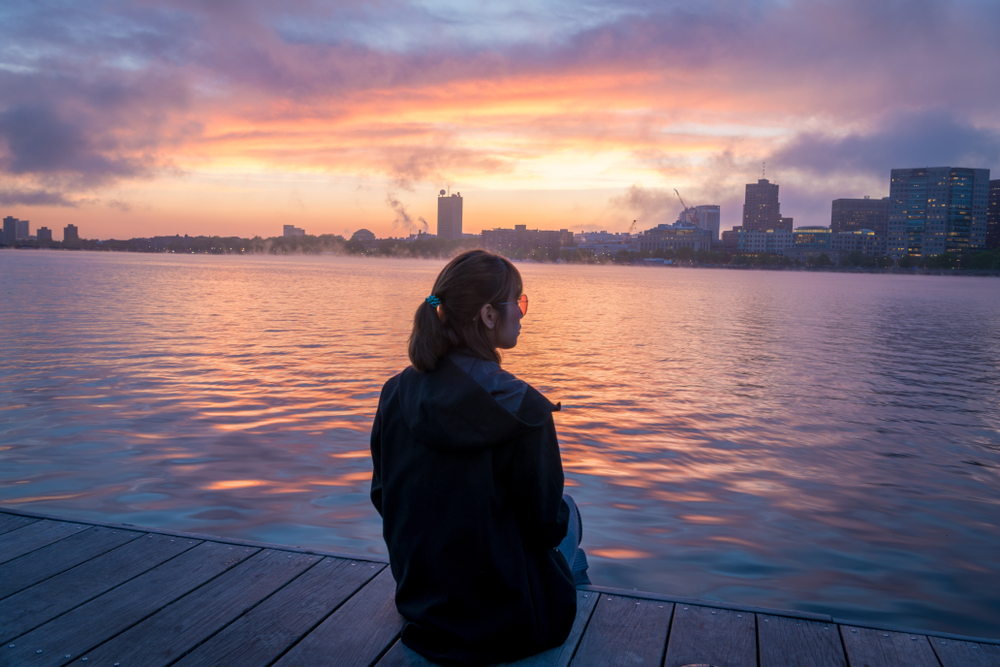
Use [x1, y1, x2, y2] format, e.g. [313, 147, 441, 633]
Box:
[397, 356, 558, 452]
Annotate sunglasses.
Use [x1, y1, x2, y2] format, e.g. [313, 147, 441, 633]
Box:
[498, 294, 528, 316]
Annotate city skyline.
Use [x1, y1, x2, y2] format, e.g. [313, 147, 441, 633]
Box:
[1, 1, 998, 241]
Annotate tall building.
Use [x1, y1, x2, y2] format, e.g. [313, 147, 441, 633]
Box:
[988, 179, 1000, 250]
[2, 216, 15, 245]
[37, 227, 53, 243]
[15, 219, 29, 240]
[64, 224, 79, 242]
[283, 224, 305, 237]
[832, 196, 888, 254]
[742, 179, 787, 232]
[677, 205, 722, 241]
[832, 197, 888, 234]
[887, 167, 990, 258]
[437, 191, 463, 240]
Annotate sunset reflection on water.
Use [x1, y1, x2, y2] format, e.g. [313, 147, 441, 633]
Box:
[1, 251, 999, 638]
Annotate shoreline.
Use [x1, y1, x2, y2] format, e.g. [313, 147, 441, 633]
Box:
[4, 245, 1000, 277]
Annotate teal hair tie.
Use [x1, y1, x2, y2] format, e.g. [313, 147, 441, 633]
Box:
[425, 295, 441, 307]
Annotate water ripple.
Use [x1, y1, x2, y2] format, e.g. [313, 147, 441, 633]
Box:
[1, 251, 999, 637]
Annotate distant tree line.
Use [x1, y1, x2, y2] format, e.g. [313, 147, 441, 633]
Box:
[5, 233, 1000, 271]
[896, 248, 1000, 271]
[346, 236, 480, 258]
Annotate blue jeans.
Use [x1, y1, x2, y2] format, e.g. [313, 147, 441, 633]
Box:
[557, 494, 590, 586]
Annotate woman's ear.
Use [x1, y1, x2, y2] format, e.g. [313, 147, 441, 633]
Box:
[479, 303, 498, 329]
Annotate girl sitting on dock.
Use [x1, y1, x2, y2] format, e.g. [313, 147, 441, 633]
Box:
[370, 249, 589, 666]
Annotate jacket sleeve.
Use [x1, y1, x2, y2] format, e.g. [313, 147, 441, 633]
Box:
[369, 389, 385, 518]
[510, 414, 568, 549]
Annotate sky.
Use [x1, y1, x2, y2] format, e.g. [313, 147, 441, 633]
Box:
[1, 0, 999, 241]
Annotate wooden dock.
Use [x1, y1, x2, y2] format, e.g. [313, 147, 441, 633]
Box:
[1, 508, 997, 667]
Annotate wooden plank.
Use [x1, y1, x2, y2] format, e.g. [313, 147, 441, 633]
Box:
[273, 565, 404, 667]
[80, 549, 320, 667]
[582, 585, 835, 623]
[758, 613, 846, 667]
[833, 617, 1000, 648]
[0, 525, 141, 599]
[0, 533, 197, 643]
[0, 519, 87, 565]
[173, 558, 386, 667]
[932, 637, 1000, 667]
[571, 593, 673, 667]
[663, 603, 756, 667]
[840, 626, 941, 667]
[3, 540, 258, 667]
[0, 513, 37, 535]
[374, 641, 437, 667]
[0, 508, 389, 564]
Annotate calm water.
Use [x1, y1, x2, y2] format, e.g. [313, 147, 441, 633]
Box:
[2, 250, 999, 637]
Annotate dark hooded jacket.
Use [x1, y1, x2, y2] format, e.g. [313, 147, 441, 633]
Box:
[370, 354, 577, 666]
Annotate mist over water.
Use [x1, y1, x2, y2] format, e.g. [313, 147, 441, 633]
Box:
[2, 251, 999, 638]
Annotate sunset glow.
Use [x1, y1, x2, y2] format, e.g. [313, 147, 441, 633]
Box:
[1, 1, 997, 240]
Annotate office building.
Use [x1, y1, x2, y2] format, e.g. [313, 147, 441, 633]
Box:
[783, 226, 833, 262]
[732, 228, 793, 255]
[793, 226, 832, 248]
[574, 231, 635, 257]
[742, 179, 788, 232]
[678, 205, 721, 241]
[638, 222, 713, 253]
[15, 219, 29, 240]
[437, 191, 463, 240]
[576, 231, 632, 243]
[988, 179, 1000, 250]
[832, 229, 881, 256]
[832, 197, 888, 235]
[283, 225, 305, 237]
[2, 216, 15, 244]
[481, 225, 573, 255]
[716, 228, 738, 253]
[37, 227, 53, 243]
[832, 197, 888, 254]
[64, 224, 79, 242]
[887, 167, 990, 258]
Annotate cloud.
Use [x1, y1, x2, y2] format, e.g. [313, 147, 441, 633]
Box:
[770, 110, 1000, 178]
[107, 199, 133, 212]
[385, 147, 512, 191]
[609, 185, 684, 227]
[0, 105, 155, 189]
[0, 188, 78, 207]
[1, 0, 998, 237]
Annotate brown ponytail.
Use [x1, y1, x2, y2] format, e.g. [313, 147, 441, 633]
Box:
[408, 250, 522, 372]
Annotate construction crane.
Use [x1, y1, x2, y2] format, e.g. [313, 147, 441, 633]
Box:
[627, 219, 638, 235]
[673, 188, 691, 213]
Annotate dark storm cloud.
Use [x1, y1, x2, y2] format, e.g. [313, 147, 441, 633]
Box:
[771, 110, 1000, 177]
[0, 2, 198, 202]
[0, 106, 153, 188]
[0, 188, 77, 207]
